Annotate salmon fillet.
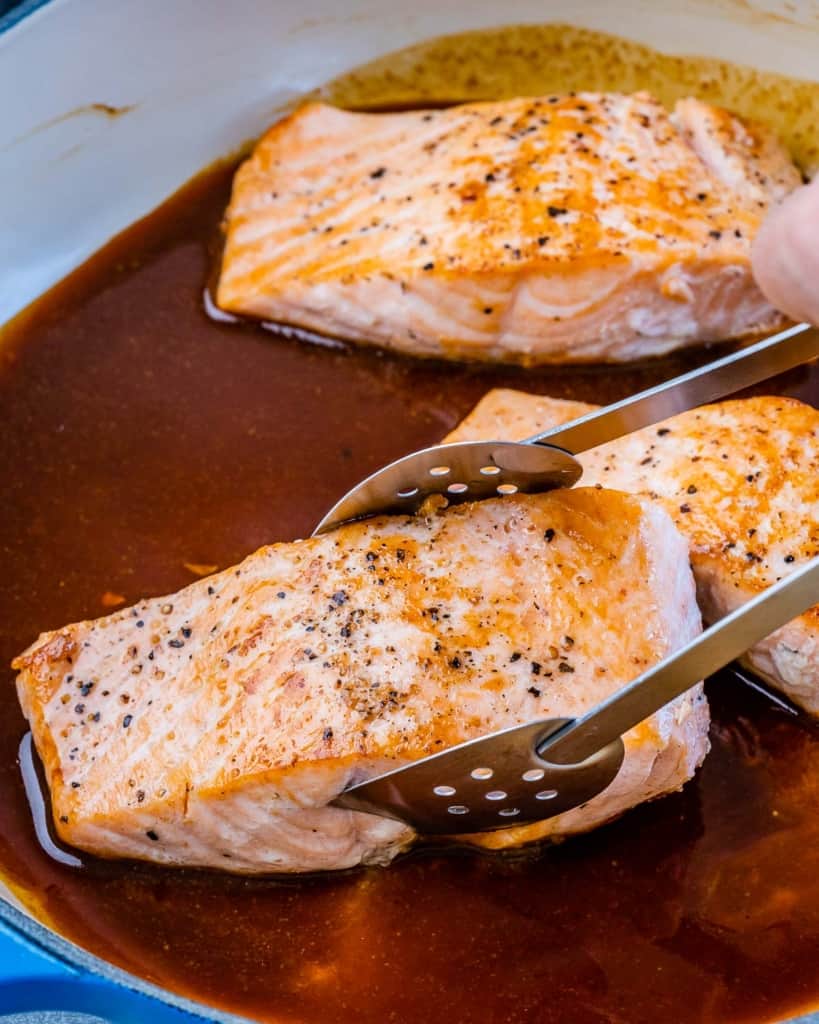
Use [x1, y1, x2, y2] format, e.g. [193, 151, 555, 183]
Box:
[216, 92, 800, 364]
[448, 392, 819, 711]
[13, 489, 706, 873]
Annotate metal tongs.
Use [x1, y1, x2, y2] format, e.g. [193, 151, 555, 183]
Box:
[322, 323, 819, 833]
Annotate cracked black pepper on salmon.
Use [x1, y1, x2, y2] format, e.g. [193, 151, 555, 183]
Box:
[13, 488, 707, 873]
[216, 92, 800, 364]
[448, 392, 819, 712]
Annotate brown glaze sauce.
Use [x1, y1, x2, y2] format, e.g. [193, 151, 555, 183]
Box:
[2, 24, 819, 1024]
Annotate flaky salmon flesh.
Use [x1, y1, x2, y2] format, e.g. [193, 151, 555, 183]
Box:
[449, 393, 819, 712]
[13, 489, 707, 873]
[217, 92, 801, 364]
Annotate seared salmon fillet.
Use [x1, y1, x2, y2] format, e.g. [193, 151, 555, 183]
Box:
[13, 489, 706, 873]
[448, 393, 819, 711]
[217, 92, 800, 364]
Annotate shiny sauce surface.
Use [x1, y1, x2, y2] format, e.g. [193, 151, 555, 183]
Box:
[3, 25, 819, 1022]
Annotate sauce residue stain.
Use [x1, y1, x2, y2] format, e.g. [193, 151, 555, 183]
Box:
[1, 23, 819, 1024]
[3, 102, 137, 153]
[84, 103, 136, 118]
[317, 23, 819, 173]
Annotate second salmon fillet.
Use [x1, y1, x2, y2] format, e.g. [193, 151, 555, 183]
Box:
[13, 489, 706, 874]
[217, 92, 800, 364]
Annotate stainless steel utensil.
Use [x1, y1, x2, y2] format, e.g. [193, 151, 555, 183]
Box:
[314, 322, 818, 535]
[327, 321, 819, 832]
[333, 555, 819, 833]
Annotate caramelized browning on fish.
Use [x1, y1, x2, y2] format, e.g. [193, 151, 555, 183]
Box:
[448, 392, 819, 711]
[217, 93, 799, 364]
[13, 489, 706, 873]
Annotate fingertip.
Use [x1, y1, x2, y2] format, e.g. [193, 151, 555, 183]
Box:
[752, 177, 819, 325]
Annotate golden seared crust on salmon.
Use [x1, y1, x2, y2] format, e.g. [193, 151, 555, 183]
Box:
[448, 392, 819, 711]
[217, 92, 800, 365]
[13, 489, 706, 874]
